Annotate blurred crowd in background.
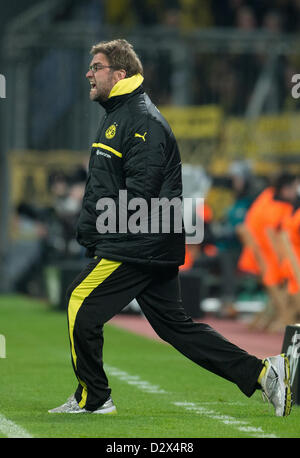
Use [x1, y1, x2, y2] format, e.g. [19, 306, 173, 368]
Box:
[7, 166, 87, 293]
[57, 0, 300, 111]
[180, 167, 300, 333]
[57, 0, 300, 32]
[7, 158, 300, 334]
[2, 0, 300, 329]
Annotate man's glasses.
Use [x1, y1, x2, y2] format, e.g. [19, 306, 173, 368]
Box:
[88, 63, 116, 73]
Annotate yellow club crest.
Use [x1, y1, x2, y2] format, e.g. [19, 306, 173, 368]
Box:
[105, 123, 117, 139]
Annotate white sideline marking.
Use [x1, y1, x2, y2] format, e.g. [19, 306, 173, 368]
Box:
[173, 402, 277, 438]
[106, 365, 167, 394]
[0, 413, 33, 438]
[106, 365, 277, 439]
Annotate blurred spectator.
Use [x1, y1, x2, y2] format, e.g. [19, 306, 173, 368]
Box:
[280, 196, 300, 322]
[48, 171, 69, 201]
[262, 9, 283, 33]
[6, 166, 88, 296]
[163, 6, 181, 28]
[235, 5, 257, 30]
[132, 0, 164, 25]
[179, 200, 220, 317]
[177, 0, 213, 30]
[54, 0, 104, 24]
[206, 57, 243, 115]
[212, 0, 246, 27]
[46, 167, 87, 262]
[7, 203, 48, 295]
[180, 180, 253, 318]
[141, 51, 173, 105]
[212, 161, 256, 316]
[104, 0, 137, 27]
[238, 172, 299, 332]
[279, 0, 300, 33]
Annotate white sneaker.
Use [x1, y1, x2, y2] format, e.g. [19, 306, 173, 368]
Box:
[260, 354, 292, 417]
[48, 394, 117, 414]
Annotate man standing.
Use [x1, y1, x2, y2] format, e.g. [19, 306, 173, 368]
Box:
[49, 39, 291, 416]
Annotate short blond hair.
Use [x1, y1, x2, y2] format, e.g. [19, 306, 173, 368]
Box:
[90, 39, 143, 78]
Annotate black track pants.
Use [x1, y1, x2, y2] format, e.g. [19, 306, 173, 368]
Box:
[66, 257, 263, 411]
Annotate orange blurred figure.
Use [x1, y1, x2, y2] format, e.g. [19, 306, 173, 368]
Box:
[237, 174, 299, 331]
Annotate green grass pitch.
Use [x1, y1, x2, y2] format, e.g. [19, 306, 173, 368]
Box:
[0, 294, 299, 438]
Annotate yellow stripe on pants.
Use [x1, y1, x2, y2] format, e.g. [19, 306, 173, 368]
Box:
[68, 258, 121, 408]
[67, 258, 121, 378]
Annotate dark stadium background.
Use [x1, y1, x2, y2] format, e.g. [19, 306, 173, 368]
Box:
[1, 0, 300, 322]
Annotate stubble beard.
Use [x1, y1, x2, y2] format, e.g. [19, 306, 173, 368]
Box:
[90, 74, 113, 103]
[90, 87, 109, 103]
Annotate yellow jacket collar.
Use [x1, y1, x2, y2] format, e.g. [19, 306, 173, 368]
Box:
[109, 73, 144, 98]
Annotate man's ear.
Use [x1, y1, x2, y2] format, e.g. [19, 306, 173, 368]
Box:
[116, 69, 127, 81]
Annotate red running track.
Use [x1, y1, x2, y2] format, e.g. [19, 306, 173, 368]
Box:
[110, 314, 284, 359]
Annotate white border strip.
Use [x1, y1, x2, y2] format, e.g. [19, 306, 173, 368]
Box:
[0, 413, 33, 438]
[106, 364, 277, 439]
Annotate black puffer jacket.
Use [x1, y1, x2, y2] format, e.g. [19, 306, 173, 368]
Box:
[76, 74, 185, 266]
